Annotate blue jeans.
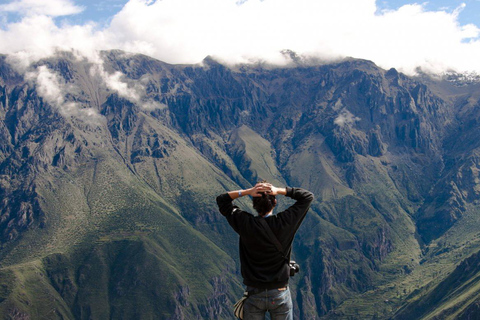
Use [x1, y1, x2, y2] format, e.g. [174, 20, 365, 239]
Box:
[243, 286, 293, 320]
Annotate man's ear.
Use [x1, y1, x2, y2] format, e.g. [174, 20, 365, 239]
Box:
[274, 198, 277, 206]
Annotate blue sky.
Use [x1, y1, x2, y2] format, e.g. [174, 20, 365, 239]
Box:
[0, 0, 128, 28]
[66, 0, 128, 26]
[1, 0, 480, 74]
[377, 0, 480, 26]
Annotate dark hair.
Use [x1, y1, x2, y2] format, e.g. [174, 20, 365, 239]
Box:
[252, 193, 276, 217]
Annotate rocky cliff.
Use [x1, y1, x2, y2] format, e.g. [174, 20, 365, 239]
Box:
[0, 50, 480, 319]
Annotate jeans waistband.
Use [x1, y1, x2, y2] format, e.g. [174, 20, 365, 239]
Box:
[246, 286, 288, 296]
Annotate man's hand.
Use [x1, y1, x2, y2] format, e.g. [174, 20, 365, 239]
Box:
[263, 183, 287, 196]
[250, 183, 272, 197]
[226, 182, 285, 200]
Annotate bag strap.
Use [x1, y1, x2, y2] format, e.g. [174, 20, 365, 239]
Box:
[258, 218, 288, 262]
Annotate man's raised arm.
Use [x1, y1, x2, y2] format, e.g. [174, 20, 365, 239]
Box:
[216, 183, 271, 216]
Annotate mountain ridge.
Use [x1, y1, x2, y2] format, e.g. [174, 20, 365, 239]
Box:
[0, 50, 480, 319]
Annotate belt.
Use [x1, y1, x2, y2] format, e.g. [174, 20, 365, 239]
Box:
[247, 286, 288, 296]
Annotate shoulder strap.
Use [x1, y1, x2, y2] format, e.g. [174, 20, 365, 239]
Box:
[258, 218, 288, 261]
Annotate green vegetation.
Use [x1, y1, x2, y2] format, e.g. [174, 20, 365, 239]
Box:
[4, 52, 480, 319]
[0, 124, 242, 319]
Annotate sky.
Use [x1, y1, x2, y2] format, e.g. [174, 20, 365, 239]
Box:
[378, 0, 480, 26]
[1, 0, 480, 75]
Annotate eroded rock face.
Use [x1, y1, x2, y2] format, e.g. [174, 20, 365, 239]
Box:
[0, 52, 453, 244]
[2, 51, 480, 319]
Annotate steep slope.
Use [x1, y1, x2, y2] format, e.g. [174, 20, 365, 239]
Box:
[387, 77, 480, 320]
[1, 50, 480, 319]
[0, 53, 242, 319]
[393, 249, 480, 320]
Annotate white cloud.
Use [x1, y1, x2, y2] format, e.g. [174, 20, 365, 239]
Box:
[0, 0, 480, 75]
[104, 71, 142, 102]
[0, 0, 84, 17]
[26, 65, 102, 122]
[104, 0, 480, 74]
[1, 15, 104, 72]
[361, 4, 480, 74]
[334, 109, 361, 127]
[23, 57, 164, 124]
[107, 0, 378, 65]
[92, 64, 164, 110]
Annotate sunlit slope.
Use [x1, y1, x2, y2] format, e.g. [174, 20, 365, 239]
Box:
[0, 127, 242, 318]
[4, 51, 480, 319]
[0, 56, 244, 319]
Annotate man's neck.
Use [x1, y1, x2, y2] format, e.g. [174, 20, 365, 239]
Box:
[264, 210, 274, 218]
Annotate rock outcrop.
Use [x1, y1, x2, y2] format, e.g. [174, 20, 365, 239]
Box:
[1, 51, 480, 319]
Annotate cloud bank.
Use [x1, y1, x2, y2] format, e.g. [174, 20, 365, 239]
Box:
[26, 65, 102, 122]
[22, 53, 165, 123]
[1, 0, 480, 75]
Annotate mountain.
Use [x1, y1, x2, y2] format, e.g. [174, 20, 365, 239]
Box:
[1, 50, 480, 319]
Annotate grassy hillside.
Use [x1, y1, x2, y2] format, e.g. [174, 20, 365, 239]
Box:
[0, 137, 243, 318]
[3, 52, 480, 319]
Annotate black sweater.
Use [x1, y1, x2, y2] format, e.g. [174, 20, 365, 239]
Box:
[216, 187, 314, 289]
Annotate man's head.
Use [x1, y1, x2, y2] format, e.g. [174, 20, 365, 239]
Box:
[252, 184, 277, 217]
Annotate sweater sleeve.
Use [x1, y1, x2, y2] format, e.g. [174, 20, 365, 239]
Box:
[216, 193, 246, 234]
[278, 187, 314, 226]
[216, 193, 236, 217]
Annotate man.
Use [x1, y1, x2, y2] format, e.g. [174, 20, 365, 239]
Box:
[216, 182, 314, 320]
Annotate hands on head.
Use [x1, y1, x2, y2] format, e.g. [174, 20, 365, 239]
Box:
[251, 182, 280, 197]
